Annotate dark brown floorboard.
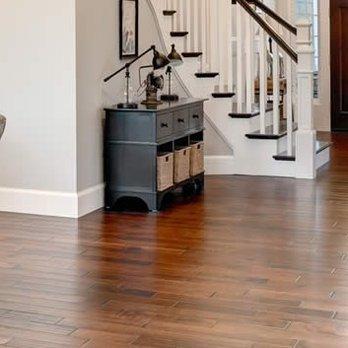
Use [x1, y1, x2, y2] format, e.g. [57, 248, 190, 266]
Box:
[0, 132, 348, 347]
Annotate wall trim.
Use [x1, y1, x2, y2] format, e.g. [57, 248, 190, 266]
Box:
[0, 184, 104, 218]
[78, 183, 104, 218]
[204, 156, 235, 175]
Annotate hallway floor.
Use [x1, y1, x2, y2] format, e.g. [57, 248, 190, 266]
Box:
[1, 133, 348, 347]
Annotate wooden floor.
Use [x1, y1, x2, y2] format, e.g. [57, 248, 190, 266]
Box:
[1, 133, 348, 347]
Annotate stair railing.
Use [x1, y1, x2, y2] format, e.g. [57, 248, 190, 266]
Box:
[166, 0, 234, 93]
[235, 0, 316, 178]
[163, 0, 316, 178]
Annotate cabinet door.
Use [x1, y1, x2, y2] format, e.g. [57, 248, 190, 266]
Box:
[105, 143, 157, 193]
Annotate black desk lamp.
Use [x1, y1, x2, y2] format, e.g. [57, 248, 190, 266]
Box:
[161, 44, 183, 102]
[104, 45, 170, 109]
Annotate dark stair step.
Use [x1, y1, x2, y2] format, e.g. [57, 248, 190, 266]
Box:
[245, 121, 298, 140]
[273, 141, 332, 161]
[163, 10, 176, 16]
[170, 31, 189, 37]
[212, 92, 235, 98]
[195, 72, 219, 78]
[182, 52, 203, 58]
[229, 103, 273, 118]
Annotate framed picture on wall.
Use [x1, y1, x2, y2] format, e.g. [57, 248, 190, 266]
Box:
[120, 0, 139, 59]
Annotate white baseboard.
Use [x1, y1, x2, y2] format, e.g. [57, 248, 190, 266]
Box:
[0, 184, 104, 218]
[78, 184, 104, 218]
[204, 156, 235, 175]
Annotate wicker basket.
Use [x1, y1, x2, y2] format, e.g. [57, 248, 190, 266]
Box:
[157, 152, 174, 192]
[190, 141, 204, 176]
[174, 147, 191, 183]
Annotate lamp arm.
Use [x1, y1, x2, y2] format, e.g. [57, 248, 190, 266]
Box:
[104, 45, 156, 83]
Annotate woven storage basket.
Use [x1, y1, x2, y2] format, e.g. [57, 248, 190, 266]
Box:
[157, 152, 174, 192]
[174, 147, 191, 183]
[190, 141, 204, 176]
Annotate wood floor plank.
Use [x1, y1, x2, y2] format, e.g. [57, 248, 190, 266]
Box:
[0, 132, 348, 346]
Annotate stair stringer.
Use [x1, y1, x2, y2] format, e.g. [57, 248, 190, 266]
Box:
[147, 0, 296, 177]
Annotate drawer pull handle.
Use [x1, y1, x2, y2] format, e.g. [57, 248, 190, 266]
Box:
[193, 114, 200, 119]
[178, 118, 185, 123]
[161, 123, 169, 128]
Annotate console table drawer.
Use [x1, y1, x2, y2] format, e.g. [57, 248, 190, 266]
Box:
[173, 109, 189, 133]
[157, 113, 173, 140]
[189, 105, 204, 129]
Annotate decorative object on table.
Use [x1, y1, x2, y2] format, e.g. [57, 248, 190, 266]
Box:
[120, 0, 139, 59]
[161, 44, 183, 102]
[104, 45, 170, 109]
[139, 70, 165, 106]
[0, 115, 6, 140]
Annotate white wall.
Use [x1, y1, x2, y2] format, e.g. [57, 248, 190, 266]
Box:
[75, 0, 231, 196]
[76, 0, 164, 194]
[0, 0, 243, 218]
[0, 0, 78, 216]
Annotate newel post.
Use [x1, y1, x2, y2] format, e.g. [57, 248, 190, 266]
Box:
[295, 19, 317, 179]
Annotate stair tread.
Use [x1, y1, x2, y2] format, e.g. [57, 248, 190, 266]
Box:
[170, 31, 189, 37]
[246, 121, 298, 140]
[163, 10, 176, 16]
[212, 92, 235, 98]
[182, 52, 203, 58]
[229, 103, 273, 118]
[273, 141, 332, 161]
[195, 72, 219, 78]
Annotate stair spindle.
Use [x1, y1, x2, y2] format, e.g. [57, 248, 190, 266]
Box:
[273, 42, 280, 135]
[245, 14, 253, 113]
[259, 25, 267, 134]
[236, 3, 244, 110]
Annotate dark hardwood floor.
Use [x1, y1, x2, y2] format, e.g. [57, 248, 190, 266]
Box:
[1, 133, 348, 347]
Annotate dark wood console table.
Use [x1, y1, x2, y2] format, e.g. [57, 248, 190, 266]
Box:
[104, 98, 206, 212]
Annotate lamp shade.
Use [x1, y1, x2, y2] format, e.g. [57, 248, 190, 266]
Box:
[168, 44, 183, 67]
[153, 49, 170, 70]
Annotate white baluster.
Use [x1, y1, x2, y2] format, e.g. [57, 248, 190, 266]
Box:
[250, 16, 255, 104]
[193, 0, 199, 52]
[210, 0, 218, 76]
[184, 0, 191, 52]
[236, 4, 244, 109]
[245, 14, 253, 113]
[286, 55, 293, 155]
[218, 0, 225, 92]
[200, 0, 207, 72]
[178, 0, 184, 31]
[173, 0, 178, 31]
[259, 27, 267, 133]
[227, 1, 233, 93]
[295, 19, 316, 179]
[273, 42, 280, 135]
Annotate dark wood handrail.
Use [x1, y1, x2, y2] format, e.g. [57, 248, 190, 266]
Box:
[234, 0, 298, 63]
[247, 0, 297, 35]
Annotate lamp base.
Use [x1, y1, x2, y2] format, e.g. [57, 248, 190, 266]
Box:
[117, 102, 138, 109]
[161, 94, 179, 102]
[141, 100, 163, 106]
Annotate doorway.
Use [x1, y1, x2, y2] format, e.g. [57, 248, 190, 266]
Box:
[331, 0, 348, 130]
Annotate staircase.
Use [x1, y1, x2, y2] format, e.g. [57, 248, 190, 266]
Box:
[148, 0, 330, 179]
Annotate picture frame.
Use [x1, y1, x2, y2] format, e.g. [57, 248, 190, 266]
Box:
[119, 0, 139, 59]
